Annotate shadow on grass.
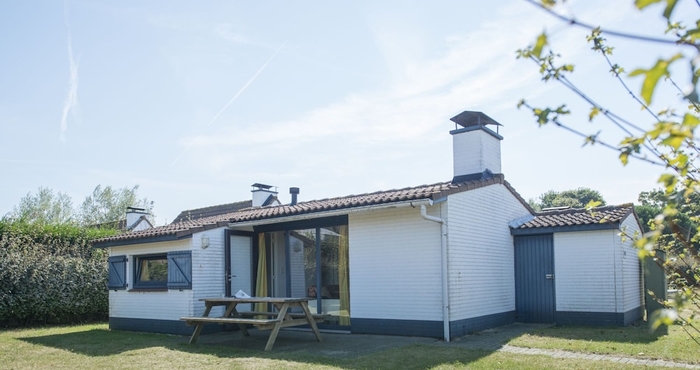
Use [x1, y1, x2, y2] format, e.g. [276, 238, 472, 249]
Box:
[517, 322, 665, 345]
[18, 326, 520, 370]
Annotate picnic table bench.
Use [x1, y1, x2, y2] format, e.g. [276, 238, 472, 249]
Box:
[181, 297, 328, 351]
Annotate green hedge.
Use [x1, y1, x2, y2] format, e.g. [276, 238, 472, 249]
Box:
[0, 221, 117, 326]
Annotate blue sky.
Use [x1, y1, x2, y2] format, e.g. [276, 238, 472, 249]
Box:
[0, 0, 694, 224]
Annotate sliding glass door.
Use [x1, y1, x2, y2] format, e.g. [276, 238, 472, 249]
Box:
[248, 216, 350, 327]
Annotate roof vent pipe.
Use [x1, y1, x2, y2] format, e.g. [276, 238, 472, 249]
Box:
[290, 187, 300, 206]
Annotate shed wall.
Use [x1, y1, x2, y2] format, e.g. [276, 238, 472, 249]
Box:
[618, 214, 644, 320]
[554, 230, 617, 313]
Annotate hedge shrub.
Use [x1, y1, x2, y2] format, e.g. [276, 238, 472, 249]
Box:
[0, 221, 117, 326]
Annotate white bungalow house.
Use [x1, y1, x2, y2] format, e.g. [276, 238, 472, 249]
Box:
[94, 111, 644, 341]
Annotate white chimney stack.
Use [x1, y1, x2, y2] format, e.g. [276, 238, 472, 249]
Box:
[126, 207, 151, 231]
[251, 183, 278, 208]
[450, 111, 503, 182]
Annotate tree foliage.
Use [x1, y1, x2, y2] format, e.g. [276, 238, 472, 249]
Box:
[534, 187, 607, 210]
[8, 187, 74, 225]
[79, 185, 153, 226]
[517, 0, 700, 342]
[4, 184, 154, 227]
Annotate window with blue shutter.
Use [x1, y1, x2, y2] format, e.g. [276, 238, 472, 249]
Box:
[108, 255, 128, 290]
[167, 251, 192, 289]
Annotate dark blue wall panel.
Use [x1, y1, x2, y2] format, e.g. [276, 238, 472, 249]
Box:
[514, 234, 556, 323]
[450, 311, 515, 338]
[351, 318, 443, 338]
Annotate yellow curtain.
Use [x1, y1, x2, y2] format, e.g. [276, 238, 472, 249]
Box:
[141, 260, 150, 280]
[338, 225, 350, 325]
[255, 233, 268, 314]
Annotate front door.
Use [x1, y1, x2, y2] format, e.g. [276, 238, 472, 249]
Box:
[514, 234, 555, 323]
[226, 232, 254, 311]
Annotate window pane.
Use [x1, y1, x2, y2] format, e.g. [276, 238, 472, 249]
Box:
[139, 258, 167, 282]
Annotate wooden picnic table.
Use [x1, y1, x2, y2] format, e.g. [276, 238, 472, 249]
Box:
[180, 297, 327, 351]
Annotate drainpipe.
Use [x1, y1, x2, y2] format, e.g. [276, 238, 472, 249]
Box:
[419, 201, 450, 342]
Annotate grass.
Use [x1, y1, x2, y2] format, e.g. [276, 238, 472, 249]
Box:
[0, 323, 685, 369]
[507, 322, 699, 364]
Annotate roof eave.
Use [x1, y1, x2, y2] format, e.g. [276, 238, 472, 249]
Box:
[93, 233, 193, 248]
[510, 222, 621, 235]
[228, 198, 435, 228]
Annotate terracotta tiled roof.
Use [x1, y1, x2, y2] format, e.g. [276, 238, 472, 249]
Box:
[171, 200, 253, 223]
[94, 174, 533, 246]
[515, 204, 634, 229]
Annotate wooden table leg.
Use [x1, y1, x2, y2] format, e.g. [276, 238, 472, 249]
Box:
[189, 305, 213, 344]
[300, 301, 323, 342]
[264, 303, 289, 351]
[223, 304, 250, 337]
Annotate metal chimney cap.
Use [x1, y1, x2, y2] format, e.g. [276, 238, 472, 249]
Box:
[289, 187, 300, 194]
[251, 183, 273, 190]
[450, 111, 503, 128]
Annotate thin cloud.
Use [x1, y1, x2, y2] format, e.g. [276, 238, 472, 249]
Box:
[170, 40, 288, 167]
[60, 0, 79, 142]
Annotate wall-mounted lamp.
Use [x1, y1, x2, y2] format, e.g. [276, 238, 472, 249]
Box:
[293, 241, 302, 253]
[201, 234, 210, 249]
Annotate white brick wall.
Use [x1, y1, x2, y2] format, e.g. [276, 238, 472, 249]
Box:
[554, 230, 618, 312]
[452, 129, 502, 176]
[618, 214, 643, 311]
[349, 206, 443, 321]
[108, 239, 193, 320]
[192, 228, 227, 316]
[447, 184, 531, 320]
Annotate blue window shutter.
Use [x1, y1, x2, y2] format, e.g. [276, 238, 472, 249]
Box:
[167, 251, 192, 289]
[108, 255, 127, 290]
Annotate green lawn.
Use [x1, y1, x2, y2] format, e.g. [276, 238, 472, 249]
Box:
[0, 323, 693, 369]
[507, 323, 699, 365]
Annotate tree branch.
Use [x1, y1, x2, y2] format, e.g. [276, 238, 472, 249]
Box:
[524, 0, 697, 48]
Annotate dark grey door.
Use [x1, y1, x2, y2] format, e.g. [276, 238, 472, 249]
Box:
[514, 234, 555, 323]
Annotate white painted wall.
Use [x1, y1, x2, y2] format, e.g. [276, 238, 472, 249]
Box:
[349, 206, 443, 321]
[192, 227, 227, 316]
[554, 230, 618, 312]
[447, 184, 531, 321]
[617, 214, 644, 311]
[108, 239, 193, 321]
[452, 129, 502, 176]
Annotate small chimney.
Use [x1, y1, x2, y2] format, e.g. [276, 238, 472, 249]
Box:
[126, 207, 151, 231]
[251, 183, 278, 208]
[290, 187, 300, 205]
[449, 111, 503, 183]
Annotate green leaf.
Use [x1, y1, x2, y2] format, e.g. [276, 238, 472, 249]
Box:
[589, 107, 600, 121]
[635, 0, 678, 19]
[532, 32, 548, 59]
[619, 151, 630, 165]
[628, 54, 683, 105]
[660, 134, 684, 150]
[682, 113, 700, 128]
[635, 0, 663, 9]
[585, 200, 602, 210]
[662, 0, 678, 19]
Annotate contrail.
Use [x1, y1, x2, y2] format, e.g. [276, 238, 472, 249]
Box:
[170, 40, 288, 167]
[60, 0, 79, 142]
